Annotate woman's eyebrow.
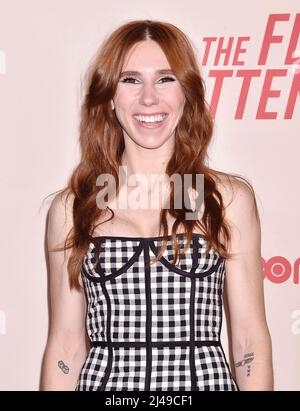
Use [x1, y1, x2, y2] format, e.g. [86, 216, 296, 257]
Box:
[120, 69, 174, 76]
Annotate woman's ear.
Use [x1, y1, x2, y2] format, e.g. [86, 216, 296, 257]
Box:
[111, 100, 115, 110]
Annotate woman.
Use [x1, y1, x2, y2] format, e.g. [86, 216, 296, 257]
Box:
[40, 19, 274, 391]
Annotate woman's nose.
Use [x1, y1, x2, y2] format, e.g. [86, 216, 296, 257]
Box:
[139, 83, 159, 106]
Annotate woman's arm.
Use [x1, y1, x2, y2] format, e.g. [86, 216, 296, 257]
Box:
[40, 191, 89, 391]
[220, 177, 274, 391]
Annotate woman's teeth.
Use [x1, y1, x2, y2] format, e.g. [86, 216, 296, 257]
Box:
[133, 114, 168, 123]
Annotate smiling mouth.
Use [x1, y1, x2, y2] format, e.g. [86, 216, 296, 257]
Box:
[133, 114, 168, 128]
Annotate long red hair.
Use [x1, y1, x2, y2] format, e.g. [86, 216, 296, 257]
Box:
[46, 19, 259, 290]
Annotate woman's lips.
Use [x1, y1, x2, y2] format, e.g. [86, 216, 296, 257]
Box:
[133, 114, 168, 129]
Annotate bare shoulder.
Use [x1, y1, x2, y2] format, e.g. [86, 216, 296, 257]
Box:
[46, 189, 87, 344]
[47, 188, 75, 250]
[211, 171, 260, 248]
[212, 171, 258, 217]
[48, 189, 75, 223]
[214, 174, 270, 349]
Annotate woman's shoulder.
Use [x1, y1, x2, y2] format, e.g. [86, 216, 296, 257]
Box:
[211, 170, 256, 210]
[210, 170, 260, 248]
[49, 188, 75, 217]
[47, 188, 75, 248]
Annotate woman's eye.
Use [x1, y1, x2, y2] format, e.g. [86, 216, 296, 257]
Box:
[120, 77, 139, 84]
[158, 76, 176, 83]
[119, 76, 176, 84]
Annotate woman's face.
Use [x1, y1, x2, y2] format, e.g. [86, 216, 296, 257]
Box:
[112, 39, 186, 149]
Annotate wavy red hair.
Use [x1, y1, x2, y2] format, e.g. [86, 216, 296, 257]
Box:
[46, 19, 259, 290]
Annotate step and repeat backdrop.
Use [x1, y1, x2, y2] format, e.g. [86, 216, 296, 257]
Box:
[0, 0, 299, 390]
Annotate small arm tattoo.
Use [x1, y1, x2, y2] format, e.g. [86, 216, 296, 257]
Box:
[58, 360, 70, 374]
[235, 352, 254, 376]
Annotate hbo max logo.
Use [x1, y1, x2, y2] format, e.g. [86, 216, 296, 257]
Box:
[262, 256, 299, 284]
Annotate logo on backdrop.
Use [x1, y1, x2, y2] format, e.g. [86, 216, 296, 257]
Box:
[262, 256, 300, 284]
[291, 49, 300, 75]
[201, 13, 300, 119]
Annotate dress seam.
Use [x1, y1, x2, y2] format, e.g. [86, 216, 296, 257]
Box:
[218, 265, 240, 391]
[98, 282, 113, 391]
[189, 237, 200, 391]
[144, 241, 152, 390]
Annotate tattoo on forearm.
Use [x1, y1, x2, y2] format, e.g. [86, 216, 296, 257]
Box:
[235, 352, 254, 377]
[58, 360, 70, 374]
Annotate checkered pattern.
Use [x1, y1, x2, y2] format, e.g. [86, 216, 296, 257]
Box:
[75, 233, 239, 391]
[150, 346, 191, 390]
[195, 345, 239, 390]
[75, 346, 109, 391]
[104, 346, 147, 390]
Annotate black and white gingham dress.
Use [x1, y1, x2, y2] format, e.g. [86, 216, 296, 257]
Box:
[75, 232, 240, 391]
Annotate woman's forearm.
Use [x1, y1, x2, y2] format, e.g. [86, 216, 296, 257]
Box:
[232, 337, 274, 391]
[40, 339, 87, 391]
